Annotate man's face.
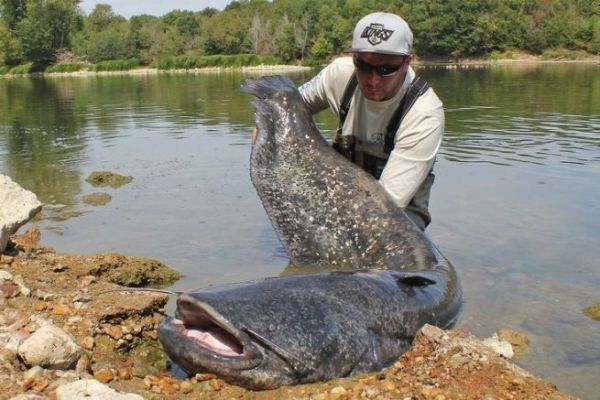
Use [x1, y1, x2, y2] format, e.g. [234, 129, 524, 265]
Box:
[353, 52, 412, 101]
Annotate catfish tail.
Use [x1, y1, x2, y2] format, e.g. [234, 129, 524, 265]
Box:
[241, 76, 298, 100]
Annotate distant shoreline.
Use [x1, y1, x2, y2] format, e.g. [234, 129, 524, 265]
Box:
[1, 56, 598, 79]
[1, 64, 313, 79]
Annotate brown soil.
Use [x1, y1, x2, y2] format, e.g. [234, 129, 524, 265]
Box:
[0, 229, 577, 399]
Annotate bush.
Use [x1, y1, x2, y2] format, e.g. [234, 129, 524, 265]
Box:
[541, 48, 591, 60]
[0, 65, 9, 75]
[91, 58, 140, 71]
[489, 50, 514, 60]
[9, 62, 35, 74]
[155, 54, 281, 70]
[45, 63, 88, 73]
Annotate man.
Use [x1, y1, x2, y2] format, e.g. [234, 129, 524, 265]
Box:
[299, 12, 444, 230]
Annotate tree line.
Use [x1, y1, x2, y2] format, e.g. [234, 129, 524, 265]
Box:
[1, 0, 599, 69]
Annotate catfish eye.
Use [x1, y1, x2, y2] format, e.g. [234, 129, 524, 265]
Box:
[395, 275, 435, 287]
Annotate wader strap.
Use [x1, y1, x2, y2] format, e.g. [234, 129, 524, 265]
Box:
[383, 76, 430, 154]
[333, 73, 434, 230]
[336, 73, 358, 139]
[332, 73, 358, 161]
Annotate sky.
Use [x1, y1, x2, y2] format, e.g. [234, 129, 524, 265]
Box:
[79, 1, 233, 18]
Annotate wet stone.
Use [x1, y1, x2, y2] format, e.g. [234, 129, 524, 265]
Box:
[85, 171, 133, 188]
[583, 304, 600, 321]
[497, 328, 530, 357]
[82, 192, 112, 206]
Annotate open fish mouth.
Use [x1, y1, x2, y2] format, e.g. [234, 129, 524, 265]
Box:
[173, 295, 247, 357]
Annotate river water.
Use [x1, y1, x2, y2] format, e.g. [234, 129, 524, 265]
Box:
[1, 63, 599, 399]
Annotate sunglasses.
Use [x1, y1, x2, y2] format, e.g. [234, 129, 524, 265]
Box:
[353, 57, 406, 77]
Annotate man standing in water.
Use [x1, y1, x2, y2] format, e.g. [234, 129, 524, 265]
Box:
[299, 12, 444, 230]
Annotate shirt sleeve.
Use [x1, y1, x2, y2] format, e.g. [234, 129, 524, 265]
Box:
[298, 57, 354, 115]
[298, 68, 331, 114]
[379, 90, 444, 208]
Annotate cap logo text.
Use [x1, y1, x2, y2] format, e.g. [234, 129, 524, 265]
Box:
[360, 23, 394, 46]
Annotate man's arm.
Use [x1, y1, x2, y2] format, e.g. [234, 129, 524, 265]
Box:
[379, 92, 444, 208]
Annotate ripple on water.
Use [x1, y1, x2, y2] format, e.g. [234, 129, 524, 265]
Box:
[443, 112, 600, 166]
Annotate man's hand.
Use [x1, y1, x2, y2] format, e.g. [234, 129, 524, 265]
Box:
[252, 127, 257, 144]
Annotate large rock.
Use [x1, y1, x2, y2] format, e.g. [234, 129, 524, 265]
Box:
[0, 174, 42, 253]
[18, 325, 81, 369]
[54, 379, 143, 400]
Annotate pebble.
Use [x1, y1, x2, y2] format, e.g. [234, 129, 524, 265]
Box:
[54, 379, 143, 400]
[195, 372, 217, 381]
[52, 304, 70, 316]
[483, 334, 514, 359]
[330, 386, 347, 395]
[0, 255, 14, 264]
[0, 282, 21, 298]
[80, 336, 94, 350]
[104, 325, 123, 340]
[361, 385, 380, 398]
[78, 275, 97, 287]
[179, 380, 194, 393]
[0, 270, 13, 280]
[52, 264, 67, 272]
[511, 377, 526, 386]
[421, 387, 444, 399]
[210, 379, 224, 391]
[118, 367, 133, 380]
[30, 379, 49, 392]
[0, 339, 20, 362]
[23, 366, 44, 381]
[34, 289, 55, 300]
[381, 380, 396, 392]
[10, 393, 46, 400]
[393, 361, 405, 369]
[94, 367, 115, 383]
[449, 354, 471, 369]
[76, 354, 91, 373]
[32, 301, 48, 311]
[18, 324, 81, 369]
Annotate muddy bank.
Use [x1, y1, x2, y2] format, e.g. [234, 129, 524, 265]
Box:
[0, 229, 577, 399]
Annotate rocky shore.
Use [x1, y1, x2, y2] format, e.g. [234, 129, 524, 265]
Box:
[0, 176, 579, 399]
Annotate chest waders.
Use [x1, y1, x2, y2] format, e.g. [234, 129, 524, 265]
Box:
[332, 74, 435, 230]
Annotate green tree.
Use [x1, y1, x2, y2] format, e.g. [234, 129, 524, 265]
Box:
[310, 33, 333, 62]
[72, 4, 135, 62]
[199, 8, 249, 54]
[0, 19, 22, 64]
[0, 0, 27, 29]
[14, 0, 82, 63]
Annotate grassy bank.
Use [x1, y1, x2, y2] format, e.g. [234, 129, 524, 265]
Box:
[1, 49, 598, 77]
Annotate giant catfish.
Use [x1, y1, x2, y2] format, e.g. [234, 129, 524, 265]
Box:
[158, 76, 462, 389]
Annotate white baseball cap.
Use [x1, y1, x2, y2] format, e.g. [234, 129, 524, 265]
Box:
[346, 12, 413, 56]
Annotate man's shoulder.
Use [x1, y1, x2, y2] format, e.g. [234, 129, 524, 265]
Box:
[329, 56, 355, 70]
[321, 56, 356, 87]
[412, 84, 444, 115]
[300, 56, 355, 105]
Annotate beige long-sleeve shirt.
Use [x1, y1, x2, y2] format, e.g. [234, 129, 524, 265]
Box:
[299, 56, 444, 208]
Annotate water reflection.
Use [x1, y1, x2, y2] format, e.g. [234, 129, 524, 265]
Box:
[0, 78, 86, 205]
[0, 64, 599, 399]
